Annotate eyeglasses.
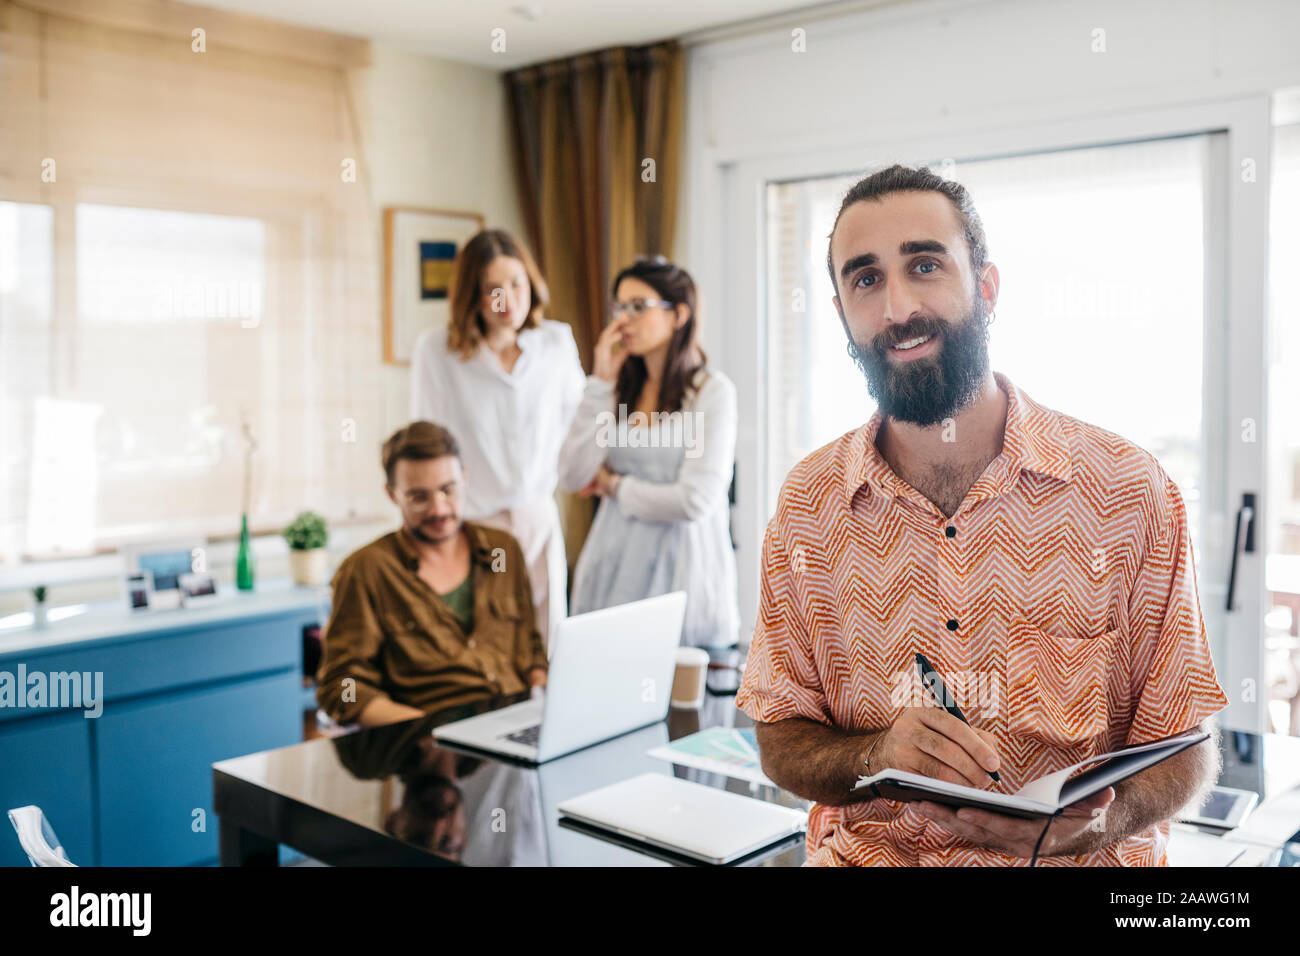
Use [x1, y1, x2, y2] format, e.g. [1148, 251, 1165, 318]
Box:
[611, 297, 674, 319]
[403, 487, 459, 511]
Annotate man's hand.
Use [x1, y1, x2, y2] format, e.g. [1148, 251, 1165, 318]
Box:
[752, 708, 1003, 807]
[875, 707, 1002, 788]
[357, 696, 426, 728]
[913, 788, 1115, 859]
[915, 724, 1220, 859]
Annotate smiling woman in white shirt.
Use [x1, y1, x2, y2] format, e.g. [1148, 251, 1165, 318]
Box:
[411, 229, 585, 650]
[560, 256, 740, 649]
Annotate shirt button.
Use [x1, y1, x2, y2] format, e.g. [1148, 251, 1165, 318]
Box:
[467, 638, 477, 649]
[485, 671, 495, 682]
[946, 619, 959, 631]
[945, 526, 957, 538]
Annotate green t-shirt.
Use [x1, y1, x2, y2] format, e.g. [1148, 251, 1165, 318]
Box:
[436, 565, 474, 633]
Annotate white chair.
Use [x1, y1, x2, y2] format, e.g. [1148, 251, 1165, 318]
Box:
[7, 805, 77, 867]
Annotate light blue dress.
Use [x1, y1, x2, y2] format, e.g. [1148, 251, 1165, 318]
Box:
[559, 367, 740, 648]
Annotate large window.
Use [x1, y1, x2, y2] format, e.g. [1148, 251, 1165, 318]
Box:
[55, 205, 265, 548]
[0, 4, 380, 566]
[0, 202, 54, 562]
[6, 196, 383, 561]
[766, 135, 1212, 557]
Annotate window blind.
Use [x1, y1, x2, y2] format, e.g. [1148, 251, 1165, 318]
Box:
[0, 0, 383, 562]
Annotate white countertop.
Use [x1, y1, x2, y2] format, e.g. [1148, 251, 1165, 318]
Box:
[0, 578, 330, 657]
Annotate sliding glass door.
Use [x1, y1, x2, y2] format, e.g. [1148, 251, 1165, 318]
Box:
[1265, 122, 1300, 735]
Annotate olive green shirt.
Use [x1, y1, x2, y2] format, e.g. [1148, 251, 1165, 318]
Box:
[435, 565, 474, 634]
[315, 521, 547, 726]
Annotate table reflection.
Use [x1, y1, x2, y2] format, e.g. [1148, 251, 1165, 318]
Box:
[321, 700, 691, 865]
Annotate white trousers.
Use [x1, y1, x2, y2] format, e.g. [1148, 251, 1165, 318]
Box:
[474, 495, 567, 655]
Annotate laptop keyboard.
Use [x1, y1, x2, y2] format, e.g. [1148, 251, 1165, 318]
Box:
[504, 724, 541, 747]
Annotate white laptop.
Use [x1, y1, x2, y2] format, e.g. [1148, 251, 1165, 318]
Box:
[433, 592, 686, 764]
[450, 722, 674, 866]
[557, 772, 808, 865]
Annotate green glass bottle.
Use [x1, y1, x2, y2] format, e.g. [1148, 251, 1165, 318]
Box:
[236, 513, 255, 590]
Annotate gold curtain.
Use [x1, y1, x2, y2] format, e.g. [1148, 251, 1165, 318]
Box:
[506, 40, 684, 368]
[506, 41, 685, 573]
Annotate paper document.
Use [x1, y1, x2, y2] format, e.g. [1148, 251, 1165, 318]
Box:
[647, 727, 775, 787]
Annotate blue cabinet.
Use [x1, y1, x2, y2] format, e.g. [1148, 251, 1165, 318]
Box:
[97, 670, 301, 866]
[0, 712, 94, 866]
[0, 587, 321, 866]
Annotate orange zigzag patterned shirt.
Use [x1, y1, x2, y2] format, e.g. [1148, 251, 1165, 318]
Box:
[737, 371, 1230, 866]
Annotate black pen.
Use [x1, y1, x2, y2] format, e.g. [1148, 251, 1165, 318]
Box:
[914, 652, 1000, 783]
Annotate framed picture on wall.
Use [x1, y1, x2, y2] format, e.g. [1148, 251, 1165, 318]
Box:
[383, 206, 485, 365]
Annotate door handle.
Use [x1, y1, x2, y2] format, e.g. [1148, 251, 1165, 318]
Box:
[1225, 492, 1256, 612]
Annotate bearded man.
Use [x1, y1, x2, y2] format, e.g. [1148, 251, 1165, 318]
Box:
[736, 163, 1229, 866]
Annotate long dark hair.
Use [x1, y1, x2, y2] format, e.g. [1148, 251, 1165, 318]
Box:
[612, 256, 708, 414]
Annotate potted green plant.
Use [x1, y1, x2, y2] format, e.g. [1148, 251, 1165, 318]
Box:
[282, 511, 329, 586]
[32, 585, 48, 629]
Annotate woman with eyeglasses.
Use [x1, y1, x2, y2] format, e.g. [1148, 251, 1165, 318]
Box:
[559, 256, 740, 648]
[411, 229, 585, 651]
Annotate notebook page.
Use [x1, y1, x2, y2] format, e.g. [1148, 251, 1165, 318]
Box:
[1014, 731, 1209, 808]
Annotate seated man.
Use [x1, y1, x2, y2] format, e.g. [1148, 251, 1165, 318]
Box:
[316, 421, 547, 728]
[738, 163, 1230, 866]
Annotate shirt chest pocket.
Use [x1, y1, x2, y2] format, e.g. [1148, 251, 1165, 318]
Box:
[479, 591, 522, 647]
[383, 609, 459, 660]
[1005, 620, 1118, 748]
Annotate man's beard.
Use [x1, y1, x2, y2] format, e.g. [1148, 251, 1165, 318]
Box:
[410, 517, 457, 545]
[843, 294, 991, 427]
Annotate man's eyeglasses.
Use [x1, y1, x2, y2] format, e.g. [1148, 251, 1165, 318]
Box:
[611, 297, 673, 319]
[404, 487, 459, 511]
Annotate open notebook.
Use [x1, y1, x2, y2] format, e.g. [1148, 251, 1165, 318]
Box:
[851, 727, 1210, 820]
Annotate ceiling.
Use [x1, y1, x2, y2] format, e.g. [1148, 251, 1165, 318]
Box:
[188, 0, 847, 70]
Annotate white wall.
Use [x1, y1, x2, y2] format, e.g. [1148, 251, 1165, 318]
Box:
[311, 44, 529, 595]
[685, 0, 1300, 167]
[682, 0, 1300, 638]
